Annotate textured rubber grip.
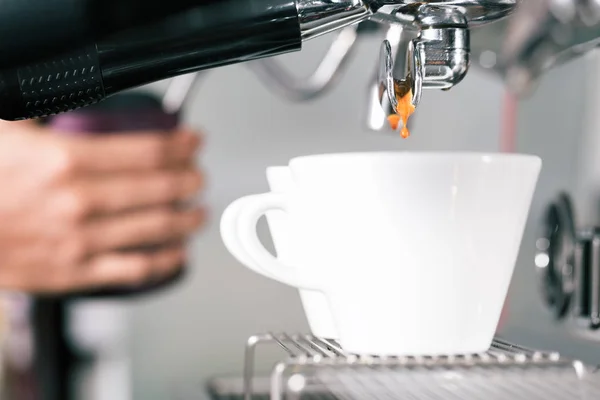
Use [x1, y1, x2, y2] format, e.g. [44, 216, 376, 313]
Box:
[0, 45, 106, 121]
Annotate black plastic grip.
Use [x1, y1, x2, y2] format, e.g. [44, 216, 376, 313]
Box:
[0, 0, 87, 69]
[0, 0, 301, 121]
[0, 0, 218, 70]
[0, 45, 106, 121]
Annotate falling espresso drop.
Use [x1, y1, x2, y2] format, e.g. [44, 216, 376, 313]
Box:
[387, 114, 400, 130]
[387, 76, 416, 139]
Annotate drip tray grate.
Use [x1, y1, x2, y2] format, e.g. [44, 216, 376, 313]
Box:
[206, 333, 600, 400]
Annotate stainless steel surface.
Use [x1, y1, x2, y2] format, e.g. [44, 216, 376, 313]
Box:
[367, 24, 416, 132]
[376, 26, 468, 114]
[264, 0, 600, 103]
[254, 0, 517, 113]
[417, 27, 470, 89]
[297, 0, 372, 40]
[379, 40, 403, 111]
[501, 0, 600, 95]
[208, 376, 326, 400]
[371, 0, 517, 27]
[247, 25, 360, 102]
[206, 332, 600, 400]
[368, 2, 491, 116]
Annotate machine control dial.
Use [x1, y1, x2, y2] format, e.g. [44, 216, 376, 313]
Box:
[537, 193, 600, 334]
[536, 193, 577, 319]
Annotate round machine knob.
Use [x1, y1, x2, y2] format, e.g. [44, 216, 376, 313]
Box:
[536, 192, 600, 332]
[536, 193, 577, 319]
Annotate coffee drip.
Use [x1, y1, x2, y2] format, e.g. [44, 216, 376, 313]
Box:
[386, 76, 415, 138]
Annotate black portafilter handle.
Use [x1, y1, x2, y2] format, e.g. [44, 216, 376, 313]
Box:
[0, 0, 302, 121]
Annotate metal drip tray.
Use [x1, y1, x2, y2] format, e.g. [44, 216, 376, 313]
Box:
[208, 377, 334, 400]
[206, 333, 600, 400]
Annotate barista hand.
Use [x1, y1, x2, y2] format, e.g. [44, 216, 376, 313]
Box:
[0, 120, 205, 294]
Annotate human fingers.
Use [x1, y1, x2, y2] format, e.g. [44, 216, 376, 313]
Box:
[62, 128, 201, 174]
[71, 244, 186, 291]
[83, 207, 206, 253]
[52, 168, 204, 217]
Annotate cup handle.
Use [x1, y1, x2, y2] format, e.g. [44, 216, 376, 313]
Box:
[220, 193, 323, 291]
[220, 198, 261, 271]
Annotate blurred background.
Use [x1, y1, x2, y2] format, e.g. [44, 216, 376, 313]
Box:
[1, 21, 600, 400]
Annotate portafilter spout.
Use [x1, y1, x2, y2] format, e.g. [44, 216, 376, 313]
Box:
[365, 24, 419, 132]
[362, 1, 519, 134]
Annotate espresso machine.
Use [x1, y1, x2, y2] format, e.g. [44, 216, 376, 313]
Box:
[0, 0, 516, 122]
[0, 0, 590, 139]
[1, 0, 600, 399]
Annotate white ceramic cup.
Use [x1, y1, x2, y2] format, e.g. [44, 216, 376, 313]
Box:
[221, 152, 542, 356]
[221, 166, 338, 339]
